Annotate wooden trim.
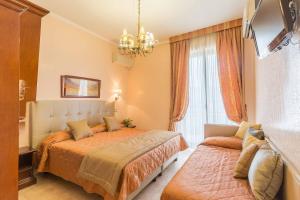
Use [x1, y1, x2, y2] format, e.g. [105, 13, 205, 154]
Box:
[169, 18, 242, 43]
[61, 75, 101, 98]
[0, 0, 49, 16]
[0, 0, 27, 13]
[17, 0, 49, 16]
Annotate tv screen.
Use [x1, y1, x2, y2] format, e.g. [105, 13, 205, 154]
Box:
[251, 0, 294, 58]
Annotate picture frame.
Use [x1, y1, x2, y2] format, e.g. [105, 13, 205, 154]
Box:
[61, 75, 101, 98]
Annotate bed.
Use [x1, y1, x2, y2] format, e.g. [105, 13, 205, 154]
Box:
[26, 100, 187, 200]
[161, 124, 300, 200]
[160, 144, 255, 200]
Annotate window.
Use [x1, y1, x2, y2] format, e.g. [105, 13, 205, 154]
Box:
[176, 33, 234, 147]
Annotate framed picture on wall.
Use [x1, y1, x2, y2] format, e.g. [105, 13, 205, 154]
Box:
[61, 75, 101, 98]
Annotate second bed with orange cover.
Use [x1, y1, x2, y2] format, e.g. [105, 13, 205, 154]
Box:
[161, 142, 255, 200]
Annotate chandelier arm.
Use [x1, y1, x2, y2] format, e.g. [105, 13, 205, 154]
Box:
[138, 0, 141, 35]
[137, 0, 141, 48]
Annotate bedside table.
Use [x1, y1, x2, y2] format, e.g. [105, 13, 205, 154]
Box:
[19, 147, 37, 190]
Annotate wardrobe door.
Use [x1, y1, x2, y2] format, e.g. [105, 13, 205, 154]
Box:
[0, 1, 23, 199]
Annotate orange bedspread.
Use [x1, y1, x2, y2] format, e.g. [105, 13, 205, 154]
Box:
[39, 128, 187, 200]
[161, 145, 255, 200]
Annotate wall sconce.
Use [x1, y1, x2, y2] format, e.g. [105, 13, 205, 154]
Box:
[113, 89, 122, 101]
[19, 80, 26, 101]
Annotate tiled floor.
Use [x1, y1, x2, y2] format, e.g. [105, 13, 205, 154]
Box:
[19, 149, 193, 200]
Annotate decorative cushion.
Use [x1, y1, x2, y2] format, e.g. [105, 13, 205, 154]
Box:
[243, 130, 266, 149]
[235, 121, 262, 139]
[202, 136, 242, 150]
[234, 143, 259, 178]
[248, 128, 265, 140]
[91, 124, 107, 134]
[248, 147, 283, 200]
[103, 116, 121, 132]
[67, 119, 93, 140]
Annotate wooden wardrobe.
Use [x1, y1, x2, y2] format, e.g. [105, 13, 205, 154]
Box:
[0, 0, 48, 199]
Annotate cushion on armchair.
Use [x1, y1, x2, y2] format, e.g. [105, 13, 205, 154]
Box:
[248, 128, 265, 140]
[202, 136, 242, 150]
[235, 121, 261, 139]
[243, 130, 266, 149]
[248, 146, 283, 200]
[234, 143, 259, 178]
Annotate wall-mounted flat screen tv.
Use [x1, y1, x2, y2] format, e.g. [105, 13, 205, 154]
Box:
[251, 0, 295, 58]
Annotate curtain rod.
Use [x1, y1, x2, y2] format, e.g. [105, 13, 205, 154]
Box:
[169, 18, 242, 43]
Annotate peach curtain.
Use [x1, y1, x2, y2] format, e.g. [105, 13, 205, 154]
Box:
[169, 40, 190, 131]
[216, 26, 247, 123]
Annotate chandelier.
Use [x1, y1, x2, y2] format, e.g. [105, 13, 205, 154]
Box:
[119, 0, 157, 56]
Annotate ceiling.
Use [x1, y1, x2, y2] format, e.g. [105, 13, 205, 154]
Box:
[30, 0, 245, 43]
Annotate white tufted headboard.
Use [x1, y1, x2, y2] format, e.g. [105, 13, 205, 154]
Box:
[26, 100, 115, 148]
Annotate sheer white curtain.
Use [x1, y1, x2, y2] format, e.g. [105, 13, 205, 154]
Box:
[176, 33, 234, 147]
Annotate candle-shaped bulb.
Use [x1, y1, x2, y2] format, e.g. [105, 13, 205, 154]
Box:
[140, 26, 145, 34]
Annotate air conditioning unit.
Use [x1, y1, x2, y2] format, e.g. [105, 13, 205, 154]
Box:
[243, 0, 257, 38]
[112, 52, 135, 69]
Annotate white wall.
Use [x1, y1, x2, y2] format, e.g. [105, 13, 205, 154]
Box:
[256, 42, 300, 199]
[127, 44, 171, 130]
[36, 14, 128, 104]
[244, 39, 256, 123]
[19, 14, 129, 147]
